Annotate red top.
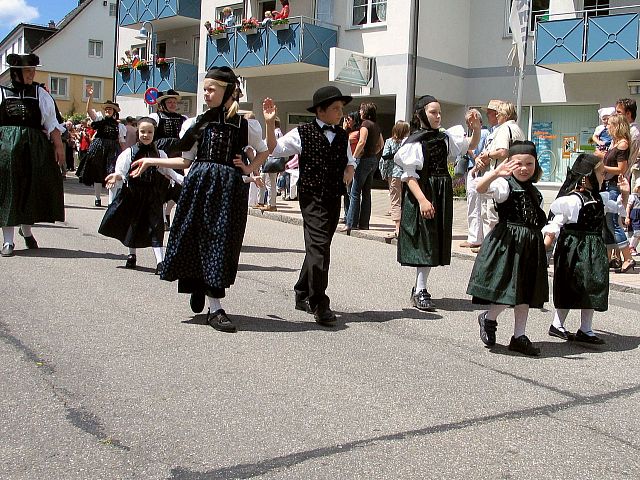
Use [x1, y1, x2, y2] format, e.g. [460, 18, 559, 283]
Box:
[274, 5, 289, 19]
[80, 128, 95, 151]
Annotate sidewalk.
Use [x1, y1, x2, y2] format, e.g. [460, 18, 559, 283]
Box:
[250, 188, 640, 295]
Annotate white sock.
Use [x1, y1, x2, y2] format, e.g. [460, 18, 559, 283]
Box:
[487, 304, 507, 321]
[128, 247, 136, 255]
[208, 296, 222, 313]
[94, 183, 102, 199]
[513, 304, 529, 338]
[580, 309, 595, 335]
[552, 309, 569, 331]
[415, 267, 431, 291]
[152, 246, 164, 264]
[2, 227, 15, 245]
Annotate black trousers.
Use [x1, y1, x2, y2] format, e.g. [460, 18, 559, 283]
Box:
[294, 192, 341, 311]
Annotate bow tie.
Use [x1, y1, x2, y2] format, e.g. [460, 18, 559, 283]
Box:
[321, 124, 336, 133]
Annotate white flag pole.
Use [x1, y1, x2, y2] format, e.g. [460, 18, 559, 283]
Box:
[516, 0, 533, 121]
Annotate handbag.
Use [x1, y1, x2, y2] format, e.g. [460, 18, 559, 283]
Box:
[454, 153, 471, 178]
[262, 156, 287, 173]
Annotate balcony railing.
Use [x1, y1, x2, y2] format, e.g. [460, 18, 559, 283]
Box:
[206, 17, 338, 74]
[119, 0, 200, 27]
[534, 5, 640, 72]
[116, 58, 197, 96]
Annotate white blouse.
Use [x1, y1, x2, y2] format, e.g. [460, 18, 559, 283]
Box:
[394, 125, 469, 181]
[114, 147, 183, 185]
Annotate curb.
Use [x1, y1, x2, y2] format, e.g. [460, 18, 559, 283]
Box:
[249, 209, 640, 296]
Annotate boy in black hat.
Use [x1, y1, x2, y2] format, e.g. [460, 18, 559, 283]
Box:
[261, 86, 356, 326]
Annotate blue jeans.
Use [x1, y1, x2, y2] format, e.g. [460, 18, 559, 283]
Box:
[346, 156, 377, 229]
[604, 182, 629, 248]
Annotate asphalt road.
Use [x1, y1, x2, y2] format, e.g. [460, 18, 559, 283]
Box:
[1, 180, 639, 479]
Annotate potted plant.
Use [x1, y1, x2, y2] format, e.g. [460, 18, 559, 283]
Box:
[205, 21, 227, 39]
[155, 57, 170, 68]
[271, 18, 290, 31]
[135, 59, 149, 70]
[240, 18, 260, 35]
[117, 63, 131, 73]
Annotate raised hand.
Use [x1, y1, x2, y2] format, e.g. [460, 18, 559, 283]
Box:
[494, 158, 519, 178]
[86, 84, 94, 97]
[262, 97, 277, 122]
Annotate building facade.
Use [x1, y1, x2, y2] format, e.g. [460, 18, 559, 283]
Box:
[0, 23, 57, 83]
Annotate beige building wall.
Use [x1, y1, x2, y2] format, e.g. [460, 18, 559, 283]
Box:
[35, 70, 114, 117]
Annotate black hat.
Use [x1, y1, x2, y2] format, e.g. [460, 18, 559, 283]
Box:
[7, 53, 41, 68]
[205, 66, 239, 85]
[157, 89, 181, 103]
[570, 153, 599, 176]
[509, 140, 537, 158]
[103, 100, 120, 113]
[414, 95, 438, 112]
[307, 86, 353, 113]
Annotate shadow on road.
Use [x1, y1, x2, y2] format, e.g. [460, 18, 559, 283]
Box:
[237, 263, 299, 272]
[241, 245, 305, 254]
[182, 313, 347, 332]
[14, 247, 125, 261]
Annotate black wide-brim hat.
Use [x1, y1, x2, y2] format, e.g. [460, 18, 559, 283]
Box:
[307, 86, 353, 113]
[103, 100, 121, 113]
[157, 89, 181, 103]
[7, 53, 41, 68]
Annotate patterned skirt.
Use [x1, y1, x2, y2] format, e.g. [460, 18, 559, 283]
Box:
[0, 126, 65, 227]
[77, 138, 120, 186]
[160, 161, 249, 295]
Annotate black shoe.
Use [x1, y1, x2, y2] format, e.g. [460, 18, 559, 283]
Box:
[410, 287, 436, 312]
[95, 198, 102, 207]
[574, 329, 605, 345]
[155, 261, 164, 275]
[18, 228, 38, 249]
[190, 292, 205, 313]
[609, 258, 621, 269]
[508, 335, 540, 356]
[125, 254, 136, 269]
[478, 311, 497, 346]
[295, 298, 313, 314]
[1, 243, 15, 257]
[313, 306, 337, 326]
[165, 215, 171, 231]
[548, 324, 574, 341]
[207, 309, 237, 333]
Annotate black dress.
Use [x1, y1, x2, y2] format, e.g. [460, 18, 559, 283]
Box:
[77, 116, 121, 186]
[98, 143, 168, 248]
[0, 83, 64, 227]
[153, 111, 186, 203]
[467, 176, 549, 308]
[160, 112, 250, 299]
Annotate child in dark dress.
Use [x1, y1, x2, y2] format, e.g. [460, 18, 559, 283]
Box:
[467, 141, 548, 356]
[543, 154, 629, 344]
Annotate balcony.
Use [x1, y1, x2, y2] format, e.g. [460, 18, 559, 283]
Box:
[534, 6, 640, 73]
[206, 17, 338, 77]
[116, 58, 198, 96]
[119, 0, 200, 30]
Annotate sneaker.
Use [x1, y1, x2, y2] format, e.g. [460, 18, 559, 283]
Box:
[508, 335, 541, 356]
[125, 254, 136, 269]
[410, 287, 436, 312]
[478, 311, 497, 346]
[574, 329, 605, 345]
[207, 308, 237, 333]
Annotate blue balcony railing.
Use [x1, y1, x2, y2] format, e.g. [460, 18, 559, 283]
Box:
[119, 0, 200, 26]
[535, 6, 640, 69]
[116, 58, 197, 96]
[206, 17, 338, 72]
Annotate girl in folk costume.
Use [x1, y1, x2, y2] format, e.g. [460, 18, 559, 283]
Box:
[77, 84, 126, 207]
[467, 141, 548, 356]
[0, 54, 65, 257]
[98, 117, 183, 273]
[394, 95, 481, 311]
[543, 154, 630, 344]
[130, 67, 269, 333]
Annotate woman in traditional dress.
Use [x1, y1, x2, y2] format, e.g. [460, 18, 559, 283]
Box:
[77, 84, 126, 206]
[394, 95, 481, 311]
[543, 154, 629, 344]
[467, 141, 548, 356]
[0, 53, 65, 257]
[130, 67, 268, 333]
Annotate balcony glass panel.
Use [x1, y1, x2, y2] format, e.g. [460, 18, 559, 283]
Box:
[116, 59, 197, 96]
[119, 0, 200, 26]
[586, 13, 639, 61]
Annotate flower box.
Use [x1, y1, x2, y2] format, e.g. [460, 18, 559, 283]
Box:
[209, 31, 228, 40]
[241, 27, 258, 35]
[240, 18, 260, 35]
[117, 65, 131, 72]
[271, 22, 290, 31]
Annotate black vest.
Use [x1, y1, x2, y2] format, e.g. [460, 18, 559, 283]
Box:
[565, 191, 605, 234]
[298, 121, 349, 198]
[406, 128, 450, 178]
[128, 143, 161, 183]
[195, 113, 248, 168]
[156, 111, 186, 139]
[496, 176, 547, 229]
[92, 116, 120, 141]
[0, 84, 43, 129]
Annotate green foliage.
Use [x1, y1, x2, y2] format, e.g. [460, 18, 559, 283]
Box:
[447, 162, 467, 198]
[66, 112, 87, 124]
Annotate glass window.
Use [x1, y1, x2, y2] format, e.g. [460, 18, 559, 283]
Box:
[217, 4, 244, 26]
[88, 40, 103, 58]
[109, 3, 117, 17]
[84, 79, 103, 101]
[352, 0, 386, 26]
[50, 77, 68, 97]
[584, 0, 609, 17]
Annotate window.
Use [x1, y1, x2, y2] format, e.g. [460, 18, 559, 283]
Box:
[88, 39, 103, 58]
[49, 76, 68, 98]
[217, 4, 244, 26]
[109, 2, 117, 17]
[193, 35, 200, 65]
[352, 0, 386, 26]
[84, 79, 103, 101]
[506, 0, 549, 36]
[584, 0, 609, 17]
[156, 42, 167, 59]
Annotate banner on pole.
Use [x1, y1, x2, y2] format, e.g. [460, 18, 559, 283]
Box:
[509, 0, 530, 68]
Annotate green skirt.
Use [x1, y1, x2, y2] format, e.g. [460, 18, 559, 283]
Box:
[466, 222, 548, 308]
[553, 229, 608, 311]
[0, 126, 65, 227]
[397, 175, 453, 267]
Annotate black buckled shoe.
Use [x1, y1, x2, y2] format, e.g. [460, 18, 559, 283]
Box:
[295, 298, 313, 314]
[207, 309, 237, 333]
[155, 261, 164, 275]
[313, 306, 337, 326]
[478, 311, 497, 346]
[410, 287, 436, 312]
[1, 243, 15, 257]
[574, 329, 605, 345]
[508, 335, 540, 356]
[19, 228, 38, 249]
[95, 198, 102, 207]
[125, 254, 136, 269]
[189, 292, 205, 313]
[548, 324, 574, 341]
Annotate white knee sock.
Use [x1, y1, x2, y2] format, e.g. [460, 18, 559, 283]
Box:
[552, 308, 570, 331]
[128, 247, 136, 255]
[152, 246, 164, 264]
[2, 227, 15, 245]
[487, 304, 507, 321]
[94, 183, 102, 199]
[580, 309, 595, 335]
[513, 304, 529, 338]
[208, 296, 222, 313]
[415, 267, 431, 291]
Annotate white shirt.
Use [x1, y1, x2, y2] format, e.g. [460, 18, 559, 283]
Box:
[270, 119, 357, 167]
[114, 146, 183, 185]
